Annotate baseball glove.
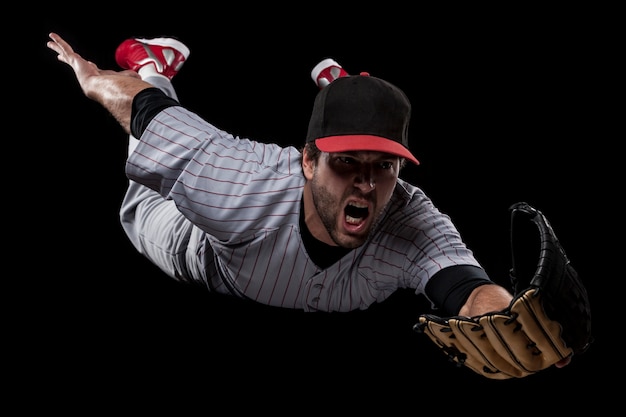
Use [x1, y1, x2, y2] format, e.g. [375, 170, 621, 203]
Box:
[413, 202, 593, 379]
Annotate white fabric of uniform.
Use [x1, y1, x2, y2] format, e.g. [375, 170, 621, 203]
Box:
[120, 76, 483, 313]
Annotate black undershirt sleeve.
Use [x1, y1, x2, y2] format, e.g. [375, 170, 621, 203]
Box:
[425, 265, 494, 316]
[130, 87, 180, 139]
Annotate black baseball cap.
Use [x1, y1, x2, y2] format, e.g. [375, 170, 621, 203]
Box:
[306, 73, 419, 165]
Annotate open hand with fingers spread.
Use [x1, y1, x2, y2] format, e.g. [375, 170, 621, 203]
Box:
[47, 32, 151, 133]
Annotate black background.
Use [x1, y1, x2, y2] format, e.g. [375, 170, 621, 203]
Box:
[18, 6, 616, 412]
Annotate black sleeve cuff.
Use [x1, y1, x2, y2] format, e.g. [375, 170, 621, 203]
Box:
[130, 87, 180, 138]
[425, 265, 492, 316]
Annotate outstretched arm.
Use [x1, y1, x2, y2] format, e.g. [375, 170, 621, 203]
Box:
[47, 32, 153, 134]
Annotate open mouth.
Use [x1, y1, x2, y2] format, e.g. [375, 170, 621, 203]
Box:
[345, 202, 369, 225]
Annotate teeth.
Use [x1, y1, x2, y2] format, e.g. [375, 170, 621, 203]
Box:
[346, 215, 361, 224]
[346, 202, 368, 224]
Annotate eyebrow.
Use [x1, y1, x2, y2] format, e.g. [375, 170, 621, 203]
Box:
[331, 151, 399, 162]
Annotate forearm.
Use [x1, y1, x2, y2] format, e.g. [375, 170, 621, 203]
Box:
[84, 75, 153, 134]
[458, 283, 513, 317]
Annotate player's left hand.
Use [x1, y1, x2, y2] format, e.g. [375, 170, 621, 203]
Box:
[414, 202, 592, 379]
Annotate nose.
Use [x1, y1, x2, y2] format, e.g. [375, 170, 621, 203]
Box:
[355, 166, 376, 192]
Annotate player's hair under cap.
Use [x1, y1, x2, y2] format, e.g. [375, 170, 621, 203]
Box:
[306, 74, 419, 165]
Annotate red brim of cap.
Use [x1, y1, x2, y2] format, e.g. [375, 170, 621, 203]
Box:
[315, 135, 420, 165]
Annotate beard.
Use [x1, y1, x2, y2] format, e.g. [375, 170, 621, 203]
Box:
[310, 174, 379, 249]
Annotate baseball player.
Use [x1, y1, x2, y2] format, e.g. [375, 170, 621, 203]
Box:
[46, 32, 573, 371]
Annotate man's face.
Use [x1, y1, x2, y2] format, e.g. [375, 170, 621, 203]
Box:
[305, 150, 401, 249]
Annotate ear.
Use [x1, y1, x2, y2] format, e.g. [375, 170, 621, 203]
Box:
[301, 148, 315, 180]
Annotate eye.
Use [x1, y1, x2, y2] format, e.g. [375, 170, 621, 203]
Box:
[337, 156, 357, 165]
[378, 161, 393, 170]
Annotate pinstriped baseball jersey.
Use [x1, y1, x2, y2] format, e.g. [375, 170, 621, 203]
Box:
[123, 106, 483, 313]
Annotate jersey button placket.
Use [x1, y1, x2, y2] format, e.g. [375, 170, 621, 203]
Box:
[307, 277, 325, 308]
[311, 283, 323, 303]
